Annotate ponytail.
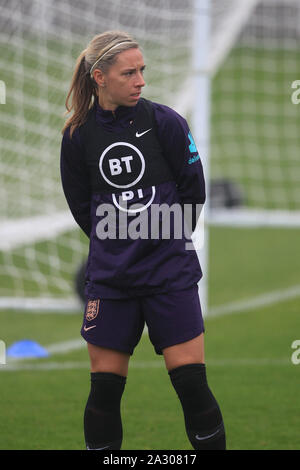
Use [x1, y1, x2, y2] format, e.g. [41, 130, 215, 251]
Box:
[62, 49, 97, 138]
[62, 31, 139, 138]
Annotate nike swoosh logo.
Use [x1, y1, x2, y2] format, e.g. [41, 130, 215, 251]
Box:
[83, 325, 96, 332]
[136, 128, 152, 138]
[87, 445, 109, 450]
[195, 429, 220, 441]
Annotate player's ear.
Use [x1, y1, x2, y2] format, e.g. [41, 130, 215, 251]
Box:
[92, 69, 106, 88]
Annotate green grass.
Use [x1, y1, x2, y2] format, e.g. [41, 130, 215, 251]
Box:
[0, 226, 299, 450]
[208, 226, 300, 306]
[0, 299, 299, 450]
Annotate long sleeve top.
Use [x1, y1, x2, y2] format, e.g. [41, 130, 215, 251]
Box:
[60, 99, 205, 299]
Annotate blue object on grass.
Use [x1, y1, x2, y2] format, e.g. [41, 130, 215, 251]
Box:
[7, 340, 49, 358]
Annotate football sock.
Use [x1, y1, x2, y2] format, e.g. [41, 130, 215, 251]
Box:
[84, 371, 126, 450]
[169, 363, 226, 450]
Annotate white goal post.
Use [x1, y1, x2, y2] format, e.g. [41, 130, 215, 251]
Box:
[0, 0, 299, 311]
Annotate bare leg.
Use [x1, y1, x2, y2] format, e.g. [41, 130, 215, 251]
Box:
[87, 343, 130, 376]
[162, 333, 205, 371]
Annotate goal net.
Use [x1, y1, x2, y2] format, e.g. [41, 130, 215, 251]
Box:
[209, 0, 300, 226]
[0, 0, 299, 309]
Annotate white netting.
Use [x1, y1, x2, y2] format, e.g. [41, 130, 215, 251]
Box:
[210, 0, 300, 214]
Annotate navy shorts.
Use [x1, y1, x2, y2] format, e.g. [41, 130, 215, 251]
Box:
[80, 284, 205, 355]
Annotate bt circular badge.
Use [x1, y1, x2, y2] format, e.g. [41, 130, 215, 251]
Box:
[99, 142, 145, 189]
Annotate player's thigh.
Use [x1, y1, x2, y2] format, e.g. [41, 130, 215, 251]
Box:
[142, 284, 205, 366]
[87, 342, 130, 377]
[162, 333, 205, 372]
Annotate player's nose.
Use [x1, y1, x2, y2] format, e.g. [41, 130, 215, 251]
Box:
[136, 71, 145, 88]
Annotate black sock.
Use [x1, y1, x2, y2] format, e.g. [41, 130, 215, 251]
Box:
[169, 363, 226, 450]
[84, 371, 126, 450]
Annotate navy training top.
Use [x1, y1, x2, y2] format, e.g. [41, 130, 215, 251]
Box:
[60, 98, 206, 299]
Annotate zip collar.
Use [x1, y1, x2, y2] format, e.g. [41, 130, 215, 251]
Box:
[95, 100, 140, 132]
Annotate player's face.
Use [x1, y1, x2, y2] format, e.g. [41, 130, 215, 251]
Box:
[95, 48, 146, 111]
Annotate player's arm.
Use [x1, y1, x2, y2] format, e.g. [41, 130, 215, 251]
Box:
[60, 127, 92, 238]
[152, 103, 206, 232]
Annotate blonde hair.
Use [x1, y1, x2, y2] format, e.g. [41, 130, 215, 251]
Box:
[62, 31, 139, 137]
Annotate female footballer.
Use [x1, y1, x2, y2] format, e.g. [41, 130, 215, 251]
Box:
[60, 31, 226, 451]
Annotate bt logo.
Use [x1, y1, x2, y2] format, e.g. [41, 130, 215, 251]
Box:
[109, 155, 134, 176]
[99, 142, 154, 213]
[99, 142, 145, 189]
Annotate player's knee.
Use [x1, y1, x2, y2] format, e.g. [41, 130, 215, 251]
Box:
[168, 363, 226, 450]
[87, 343, 130, 377]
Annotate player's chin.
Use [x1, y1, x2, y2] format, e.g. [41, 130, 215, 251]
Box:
[119, 94, 141, 108]
[128, 93, 141, 104]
